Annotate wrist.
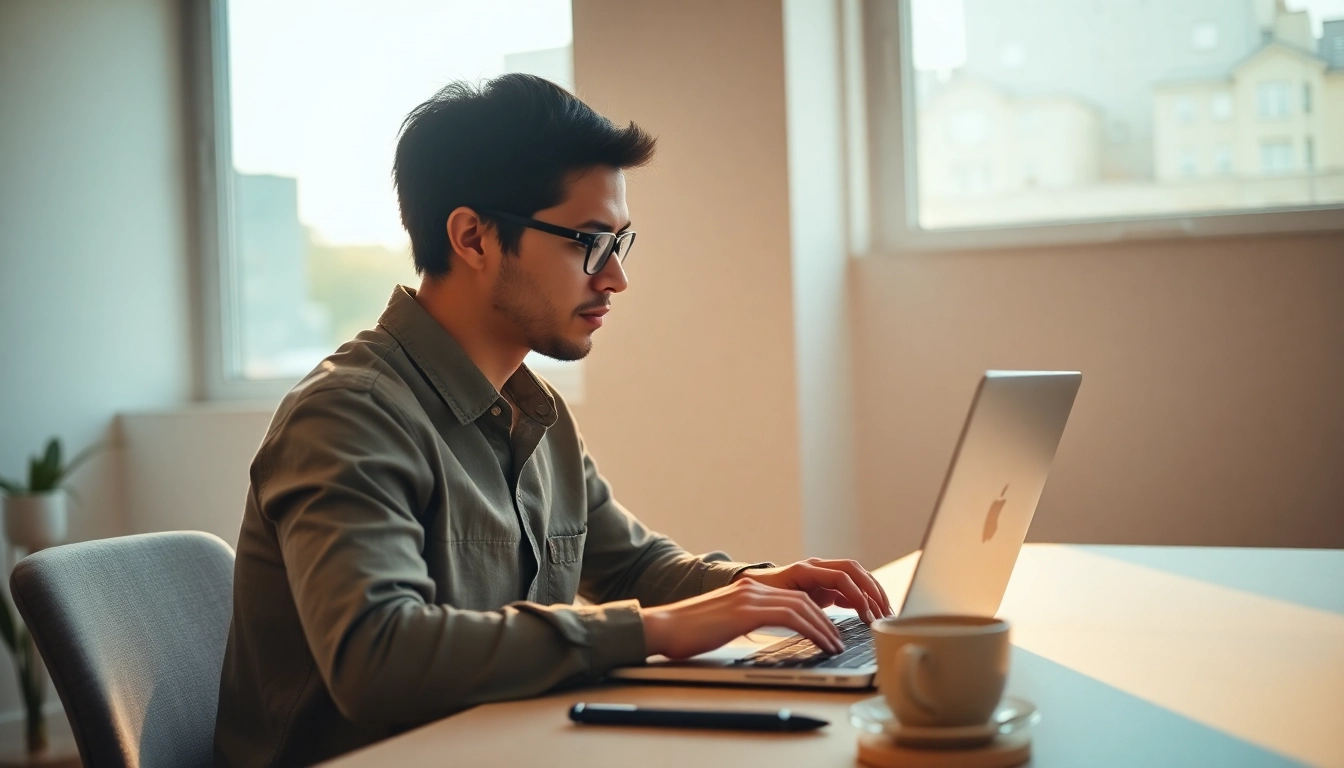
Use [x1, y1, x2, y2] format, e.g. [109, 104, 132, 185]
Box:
[640, 607, 668, 656]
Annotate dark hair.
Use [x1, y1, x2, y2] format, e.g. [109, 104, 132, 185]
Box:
[393, 74, 657, 277]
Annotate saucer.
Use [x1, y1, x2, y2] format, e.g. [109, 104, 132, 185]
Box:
[849, 695, 1040, 749]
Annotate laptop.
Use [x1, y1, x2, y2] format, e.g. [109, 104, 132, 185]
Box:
[607, 370, 1082, 689]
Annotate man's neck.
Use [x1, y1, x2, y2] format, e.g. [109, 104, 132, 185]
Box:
[413, 277, 527, 392]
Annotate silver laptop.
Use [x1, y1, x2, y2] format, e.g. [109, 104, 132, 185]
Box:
[608, 370, 1082, 689]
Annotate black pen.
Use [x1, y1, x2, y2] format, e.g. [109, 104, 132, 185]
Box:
[568, 703, 828, 732]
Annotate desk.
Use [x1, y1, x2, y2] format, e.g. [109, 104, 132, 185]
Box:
[325, 544, 1344, 768]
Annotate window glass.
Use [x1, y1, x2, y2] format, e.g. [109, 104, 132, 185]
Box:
[906, 0, 1344, 231]
[224, 0, 574, 380]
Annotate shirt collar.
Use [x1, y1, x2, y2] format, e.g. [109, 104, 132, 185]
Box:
[377, 285, 557, 428]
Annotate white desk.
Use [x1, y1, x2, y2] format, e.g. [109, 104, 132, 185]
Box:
[325, 544, 1344, 767]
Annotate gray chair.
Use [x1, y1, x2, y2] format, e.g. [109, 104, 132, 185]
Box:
[10, 531, 235, 768]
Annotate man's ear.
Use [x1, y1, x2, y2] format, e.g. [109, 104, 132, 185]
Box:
[446, 206, 491, 271]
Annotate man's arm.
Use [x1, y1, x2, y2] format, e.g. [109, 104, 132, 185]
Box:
[257, 385, 646, 727]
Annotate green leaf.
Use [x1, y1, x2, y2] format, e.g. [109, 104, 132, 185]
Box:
[30, 457, 56, 493]
[27, 457, 47, 493]
[0, 478, 25, 496]
[43, 438, 60, 476]
[54, 441, 102, 487]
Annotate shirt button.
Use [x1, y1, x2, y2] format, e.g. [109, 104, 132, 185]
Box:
[490, 406, 502, 417]
[535, 404, 550, 416]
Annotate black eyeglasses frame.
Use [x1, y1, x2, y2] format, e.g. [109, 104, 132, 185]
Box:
[479, 208, 636, 276]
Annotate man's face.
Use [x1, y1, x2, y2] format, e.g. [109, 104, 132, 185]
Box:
[489, 166, 631, 361]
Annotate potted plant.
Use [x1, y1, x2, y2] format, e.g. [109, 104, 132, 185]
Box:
[0, 437, 98, 757]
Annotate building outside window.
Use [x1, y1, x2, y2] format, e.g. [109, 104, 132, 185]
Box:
[1178, 148, 1198, 177]
[887, 0, 1344, 244]
[1260, 139, 1294, 174]
[1257, 81, 1292, 118]
[1175, 95, 1197, 124]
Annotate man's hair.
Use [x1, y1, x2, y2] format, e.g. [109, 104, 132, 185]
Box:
[393, 74, 657, 277]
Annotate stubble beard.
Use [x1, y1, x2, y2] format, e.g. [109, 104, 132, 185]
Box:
[491, 255, 593, 362]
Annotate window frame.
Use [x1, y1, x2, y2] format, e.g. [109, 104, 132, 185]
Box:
[187, 0, 584, 402]
[858, 0, 1344, 256]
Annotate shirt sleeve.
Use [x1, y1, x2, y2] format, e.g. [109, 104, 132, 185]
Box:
[254, 383, 648, 727]
[575, 441, 775, 607]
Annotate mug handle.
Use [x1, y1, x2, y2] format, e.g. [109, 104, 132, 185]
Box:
[899, 643, 937, 715]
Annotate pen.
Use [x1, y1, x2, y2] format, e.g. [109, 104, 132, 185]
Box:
[568, 703, 829, 732]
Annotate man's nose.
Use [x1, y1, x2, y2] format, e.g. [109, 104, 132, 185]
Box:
[593, 252, 629, 294]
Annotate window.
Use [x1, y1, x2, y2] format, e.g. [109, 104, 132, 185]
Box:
[1303, 82, 1313, 115]
[1257, 81, 1291, 119]
[1305, 136, 1315, 170]
[1192, 22, 1218, 51]
[1260, 139, 1294, 175]
[865, 0, 1344, 250]
[1178, 149, 1198, 178]
[1175, 96, 1196, 125]
[193, 0, 581, 399]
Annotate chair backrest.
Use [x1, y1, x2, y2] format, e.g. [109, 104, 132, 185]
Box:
[10, 531, 235, 768]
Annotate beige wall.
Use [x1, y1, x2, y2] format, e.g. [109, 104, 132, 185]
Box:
[853, 232, 1344, 566]
[567, 0, 805, 565]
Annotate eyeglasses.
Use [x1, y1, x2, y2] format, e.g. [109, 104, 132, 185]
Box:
[480, 209, 637, 276]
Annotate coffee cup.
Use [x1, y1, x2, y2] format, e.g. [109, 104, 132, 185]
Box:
[871, 615, 1010, 728]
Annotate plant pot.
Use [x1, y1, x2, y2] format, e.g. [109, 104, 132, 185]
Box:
[3, 492, 67, 552]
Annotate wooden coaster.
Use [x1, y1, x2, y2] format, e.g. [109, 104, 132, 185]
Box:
[856, 730, 1031, 768]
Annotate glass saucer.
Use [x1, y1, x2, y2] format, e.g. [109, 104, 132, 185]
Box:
[848, 695, 1040, 749]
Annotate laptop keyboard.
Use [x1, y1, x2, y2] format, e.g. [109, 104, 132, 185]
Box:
[730, 616, 876, 670]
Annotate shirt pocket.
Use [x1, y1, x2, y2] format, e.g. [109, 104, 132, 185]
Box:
[545, 528, 587, 604]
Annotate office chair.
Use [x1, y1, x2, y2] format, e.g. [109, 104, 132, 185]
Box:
[9, 531, 235, 768]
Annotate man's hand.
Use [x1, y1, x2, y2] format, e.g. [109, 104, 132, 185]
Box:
[639, 558, 893, 660]
[641, 579, 847, 659]
[730, 558, 894, 624]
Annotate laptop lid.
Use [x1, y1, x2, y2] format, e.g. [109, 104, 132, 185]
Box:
[900, 370, 1081, 618]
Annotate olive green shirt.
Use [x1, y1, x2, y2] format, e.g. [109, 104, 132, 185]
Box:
[214, 286, 766, 767]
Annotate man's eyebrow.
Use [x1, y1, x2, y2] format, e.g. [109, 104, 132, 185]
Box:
[575, 219, 632, 234]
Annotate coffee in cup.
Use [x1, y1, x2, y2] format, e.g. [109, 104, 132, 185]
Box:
[871, 614, 1010, 728]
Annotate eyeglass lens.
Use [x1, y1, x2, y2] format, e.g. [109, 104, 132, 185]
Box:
[586, 232, 637, 275]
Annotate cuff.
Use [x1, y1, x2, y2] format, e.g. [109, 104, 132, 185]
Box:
[699, 560, 777, 593]
[576, 599, 647, 672]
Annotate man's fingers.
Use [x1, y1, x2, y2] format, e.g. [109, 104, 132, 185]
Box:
[750, 605, 842, 654]
[799, 565, 874, 622]
[809, 559, 894, 617]
[747, 584, 842, 649]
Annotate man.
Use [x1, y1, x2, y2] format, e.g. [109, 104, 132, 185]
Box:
[214, 74, 891, 767]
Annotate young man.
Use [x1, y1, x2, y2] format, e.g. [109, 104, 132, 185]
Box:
[214, 74, 891, 767]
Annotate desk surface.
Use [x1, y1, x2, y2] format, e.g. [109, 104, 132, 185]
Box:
[325, 544, 1344, 768]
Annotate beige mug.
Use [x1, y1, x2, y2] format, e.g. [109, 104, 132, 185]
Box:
[871, 615, 1010, 728]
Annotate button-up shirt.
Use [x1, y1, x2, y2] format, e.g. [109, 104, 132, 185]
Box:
[214, 286, 766, 767]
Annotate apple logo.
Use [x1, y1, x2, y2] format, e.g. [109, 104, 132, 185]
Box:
[982, 484, 1009, 542]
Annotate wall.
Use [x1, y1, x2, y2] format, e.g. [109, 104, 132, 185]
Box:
[854, 232, 1344, 567]
[569, 0, 806, 565]
[0, 0, 193, 722]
